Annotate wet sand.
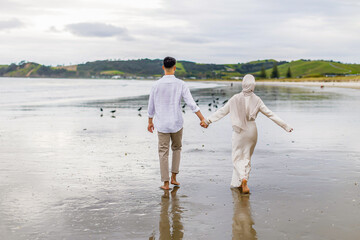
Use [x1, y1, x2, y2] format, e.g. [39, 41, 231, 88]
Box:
[258, 81, 360, 89]
[0, 78, 359, 239]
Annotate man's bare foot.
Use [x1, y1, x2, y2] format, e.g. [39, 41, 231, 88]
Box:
[241, 179, 250, 194]
[171, 179, 180, 186]
[171, 174, 180, 186]
[160, 181, 171, 190]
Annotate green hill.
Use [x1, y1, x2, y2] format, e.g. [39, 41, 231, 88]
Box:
[254, 60, 360, 78]
[1, 59, 359, 79]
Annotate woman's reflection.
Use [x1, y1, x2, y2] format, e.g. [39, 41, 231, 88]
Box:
[158, 186, 184, 240]
[231, 188, 257, 240]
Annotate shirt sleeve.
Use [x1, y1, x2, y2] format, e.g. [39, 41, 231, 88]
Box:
[206, 101, 230, 124]
[147, 86, 155, 118]
[182, 83, 200, 113]
[259, 101, 292, 132]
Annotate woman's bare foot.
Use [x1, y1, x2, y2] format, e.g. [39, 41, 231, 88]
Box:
[241, 179, 250, 194]
[171, 173, 180, 186]
[160, 181, 171, 190]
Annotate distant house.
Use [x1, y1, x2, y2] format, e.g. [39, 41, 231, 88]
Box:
[225, 67, 235, 72]
[230, 76, 242, 80]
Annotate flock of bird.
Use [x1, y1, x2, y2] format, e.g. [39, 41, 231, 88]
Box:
[99, 106, 143, 117]
[176, 95, 229, 114]
[99, 96, 229, 117]
[207, 96, 229, 112]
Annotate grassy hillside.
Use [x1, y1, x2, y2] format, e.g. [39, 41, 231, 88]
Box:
[0, 62, 77, 78]
[1, 59, 359, 79]
[255, 60, 360, 78]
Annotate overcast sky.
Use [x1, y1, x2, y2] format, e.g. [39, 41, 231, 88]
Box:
[0, 0, 359, 65]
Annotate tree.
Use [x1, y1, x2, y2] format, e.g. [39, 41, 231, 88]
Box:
[259, 65, 267, 79]
[286, 67, 292, 78]
[271, 62, 279, 78]
[18, 60, 27, 66]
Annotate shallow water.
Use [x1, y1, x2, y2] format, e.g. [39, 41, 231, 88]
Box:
[0, 78, 359, 239]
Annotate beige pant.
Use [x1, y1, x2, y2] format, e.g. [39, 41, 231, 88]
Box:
[157, 128, 183, 182]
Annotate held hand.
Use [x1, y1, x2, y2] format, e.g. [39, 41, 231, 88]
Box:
[200, 120, 208, 128]
[148, 123, 154, 133]
[288, 127, 294, 132]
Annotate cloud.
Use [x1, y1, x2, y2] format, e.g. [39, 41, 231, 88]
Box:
[0, 0, 360, 64]
[0, 18, 24, 30]
[65, 22, 132, 40]
[173, 36, 210, 44]
[48, 26, 61, 33]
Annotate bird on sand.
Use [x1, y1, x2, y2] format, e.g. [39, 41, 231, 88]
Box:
[222, 99, 228, 104]
[138, 107, 142, 111]
[100, 108, 103, 112]
[208, 103, 212, 107]
[182, 104, 186, 108]
[110, 110, 116, 114]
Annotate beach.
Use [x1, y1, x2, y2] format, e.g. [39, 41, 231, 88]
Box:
[0, 78, 359, 240]
[258, 81, 360, 89]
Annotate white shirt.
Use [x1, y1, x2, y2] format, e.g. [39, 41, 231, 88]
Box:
[147, 75, 200, 133]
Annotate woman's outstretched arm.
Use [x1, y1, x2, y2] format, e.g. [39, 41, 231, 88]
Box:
[206, 101, 231, 125]
[259, 101, 293, 132]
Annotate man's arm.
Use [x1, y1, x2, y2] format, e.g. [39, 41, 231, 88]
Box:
[148, 118, 154, 133]
[181, 84, 208, 128]
[147, 86, 155, 133]
[196, 111, 208, 128]
[182, 84, 200, 113]
[195, 110, 205, 121]
[182, 84, 207, 128]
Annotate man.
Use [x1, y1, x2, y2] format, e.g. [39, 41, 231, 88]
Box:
[147, 56, 207, 190]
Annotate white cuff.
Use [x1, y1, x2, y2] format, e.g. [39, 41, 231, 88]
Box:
[192, 106, 200, 113]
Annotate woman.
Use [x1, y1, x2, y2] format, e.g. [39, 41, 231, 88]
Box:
[202, 74, 293, 194]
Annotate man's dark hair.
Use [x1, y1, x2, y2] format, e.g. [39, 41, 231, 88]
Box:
[163, 56, 176, 68]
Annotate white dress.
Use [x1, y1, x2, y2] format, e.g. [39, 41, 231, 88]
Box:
[207, 96, 291, 187]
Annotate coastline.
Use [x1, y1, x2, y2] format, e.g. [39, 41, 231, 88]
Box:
[193, 77, 360, 89]
[256, 81, 360, 89]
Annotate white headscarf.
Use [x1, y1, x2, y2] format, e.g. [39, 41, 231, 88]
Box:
[229, 74, 261, 132]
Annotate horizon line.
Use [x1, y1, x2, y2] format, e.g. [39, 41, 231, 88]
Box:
[1, 58, 360, 67]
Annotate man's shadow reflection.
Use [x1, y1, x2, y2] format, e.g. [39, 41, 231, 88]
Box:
[157, 186, 184, 240]
[231, 188, 257, 240]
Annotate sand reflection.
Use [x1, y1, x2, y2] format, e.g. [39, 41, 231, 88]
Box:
[153, 187, 184, 240]
[231, 188, 257, 240]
